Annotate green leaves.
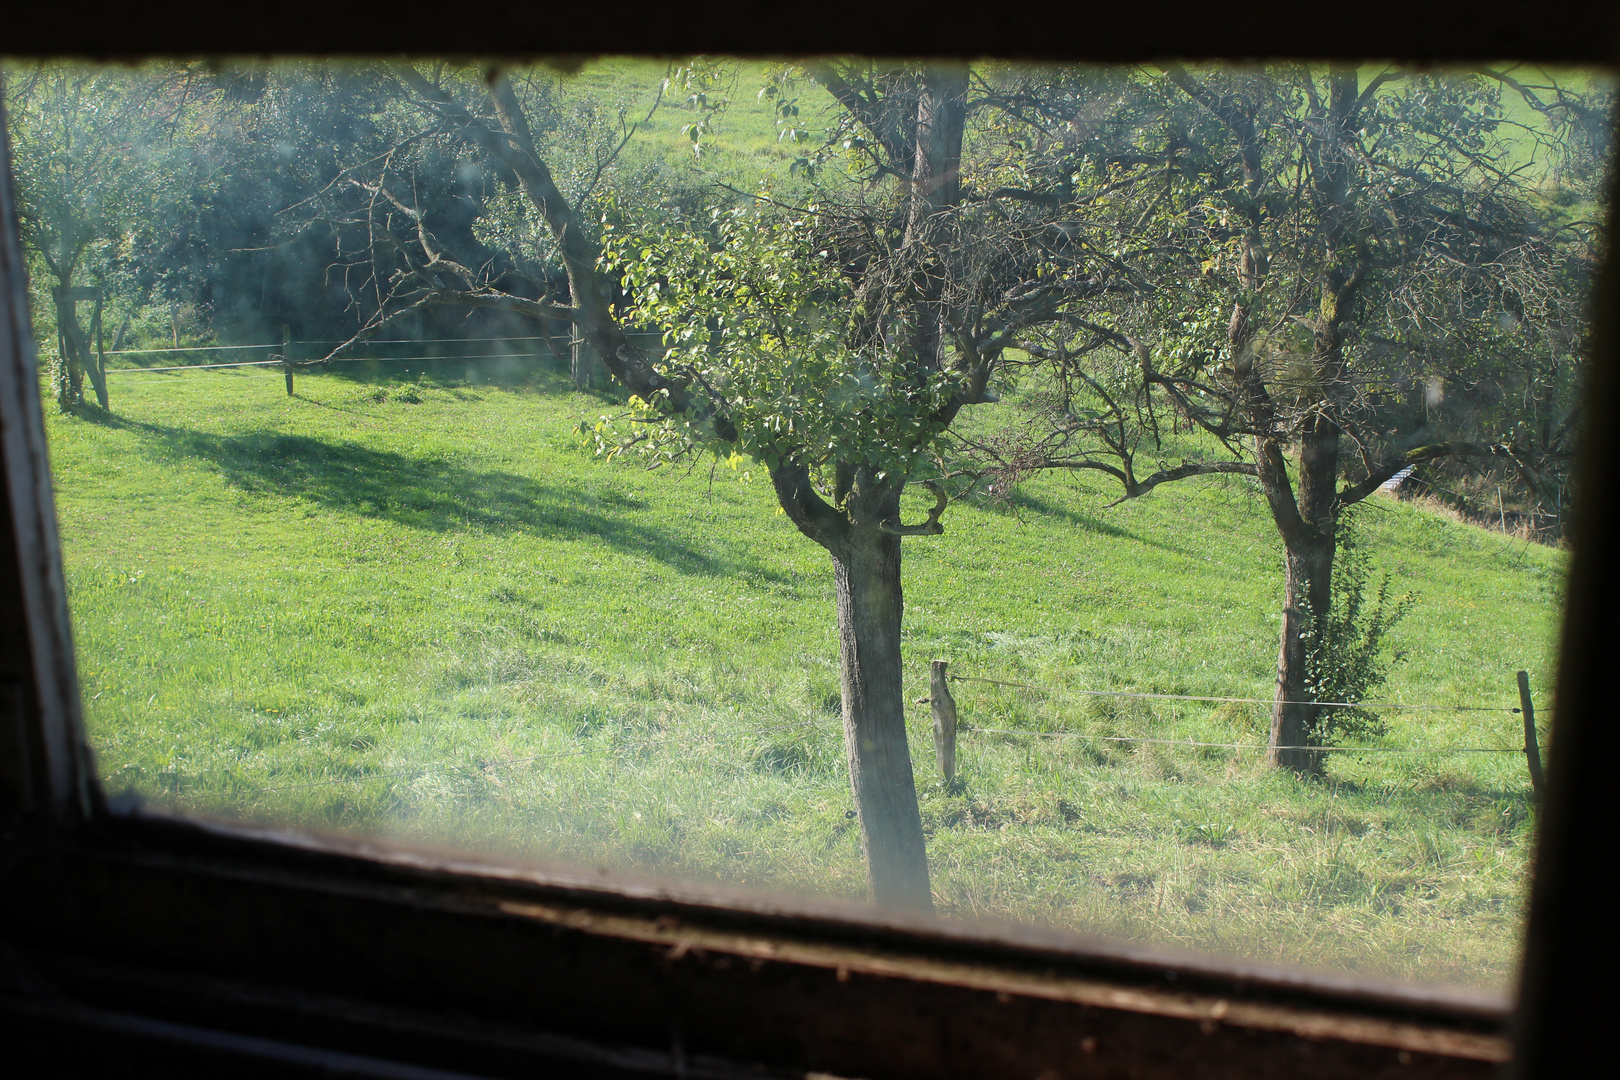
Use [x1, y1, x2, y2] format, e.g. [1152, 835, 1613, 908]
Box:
[597, 205, 959, 488]
[667, 61, 732, 159]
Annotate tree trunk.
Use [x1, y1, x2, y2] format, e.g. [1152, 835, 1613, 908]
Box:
[51, 287, 86, 411]
[52, 326, 78, 412]
[1266, 417, 1340, 774]
[87, 288, 109, 411]
[901, 67, 967, 372]
[831, 517, 932, 911]
[1269, 532, 1334, 773]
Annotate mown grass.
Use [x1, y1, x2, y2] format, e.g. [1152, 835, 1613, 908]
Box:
[45, 358, 1562, 991]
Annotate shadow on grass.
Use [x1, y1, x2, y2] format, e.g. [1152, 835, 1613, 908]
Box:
[1006, 490, 1189, 555]
[120, 418, 765, 579]
[314, 354, 572, 394]
[65, 402, 124, 427]
[309, 354, 632, 403]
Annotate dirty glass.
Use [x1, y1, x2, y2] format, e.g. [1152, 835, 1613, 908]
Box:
[8, 57, 1607, 991]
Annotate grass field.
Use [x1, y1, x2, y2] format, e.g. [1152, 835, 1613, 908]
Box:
[542, 59, 837, 206]
[43, 357, 1563, 992]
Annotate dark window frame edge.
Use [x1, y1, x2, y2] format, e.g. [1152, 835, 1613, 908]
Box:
[3, 24, 1615, 1075]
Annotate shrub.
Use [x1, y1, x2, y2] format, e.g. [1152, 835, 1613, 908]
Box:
[1301, 515, 1414, 746]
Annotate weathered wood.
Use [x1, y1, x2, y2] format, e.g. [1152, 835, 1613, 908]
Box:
[568, 284, 602, 390]
[1517, 670, 1546, 802]
[0, 814, 1514, 1080]
[0, 114, 93, 822]
[930, 659, 958, 785]
[90, 288, 108, 412]
[570, 329, 597, 389]
[281, 324, 294, 397]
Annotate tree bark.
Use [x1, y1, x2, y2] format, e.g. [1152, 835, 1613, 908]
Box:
[52, 324, 79, 411]
[1269, 528, 1335, 773]
[90, 288, 108, 412]
[770, 463, 932, 910]
[1266, 416, 1340, 774]
[51, 287, 87, 411]
[901, 67, 967, 374]
[832, 514, 931, 910]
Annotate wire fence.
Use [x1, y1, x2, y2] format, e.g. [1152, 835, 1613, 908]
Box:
[946, 673, 1526, 715]
[101, 335, 571, 376]
[941, 670, 1544, 757]
[247, 747, 597, 795]
[126, 665, 1543, 805]
[108, 351, 556, 375]
[959, 728, 1521, 754]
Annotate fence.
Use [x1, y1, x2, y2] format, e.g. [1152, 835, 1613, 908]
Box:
[135, 664, 1548, 807]
[100, 330, 669, 395]
[921, 660, 1548, 799]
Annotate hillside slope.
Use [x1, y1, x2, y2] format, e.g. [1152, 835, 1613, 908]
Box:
[45, 363, 1563, 988]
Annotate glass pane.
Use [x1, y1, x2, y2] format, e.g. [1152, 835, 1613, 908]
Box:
[8, 57, 1607, 991]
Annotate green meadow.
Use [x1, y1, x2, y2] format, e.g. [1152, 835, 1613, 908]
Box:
[41, 357, 1562, 993]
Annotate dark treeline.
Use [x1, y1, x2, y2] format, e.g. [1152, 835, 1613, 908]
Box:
[1, 61, 684, 369]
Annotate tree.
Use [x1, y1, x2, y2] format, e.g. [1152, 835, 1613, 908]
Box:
[293, 64, 682, 379]
[317, 64, 962, 908]
[304, 58, 1155, 908]
[3, 63, 196, 411]
[140, 62, 417, 349]
[980, 65, 1599, 769]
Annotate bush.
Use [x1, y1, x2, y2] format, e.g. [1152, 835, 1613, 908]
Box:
[1301, 515, 1414, 746]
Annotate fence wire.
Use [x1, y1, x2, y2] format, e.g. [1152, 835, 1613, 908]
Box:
[107, 350, 556, 375]
[959, 728, 1523, 754]
[248, 747, 597, 794]
[101, 335, 557, 358]
[946, 673, 1532, 714]
[943, 671, 1542, 756]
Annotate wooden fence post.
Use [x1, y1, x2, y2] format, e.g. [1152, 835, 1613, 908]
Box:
[930, 660, 958, 785]
[90, 287, 109, 412]
[281, 324, 295, 397]
[1518, 669, 1546, 802]
[569, 281, 600, 390]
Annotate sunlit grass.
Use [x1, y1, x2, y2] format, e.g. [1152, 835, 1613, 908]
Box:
[46, 358, 1562, 990]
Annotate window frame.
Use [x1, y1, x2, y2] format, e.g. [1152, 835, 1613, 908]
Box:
[1, 10, 1614, 1076]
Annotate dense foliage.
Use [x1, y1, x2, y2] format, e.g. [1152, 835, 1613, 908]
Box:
[600, 206, 957, 486]
[1300, 515, 1415, 747]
